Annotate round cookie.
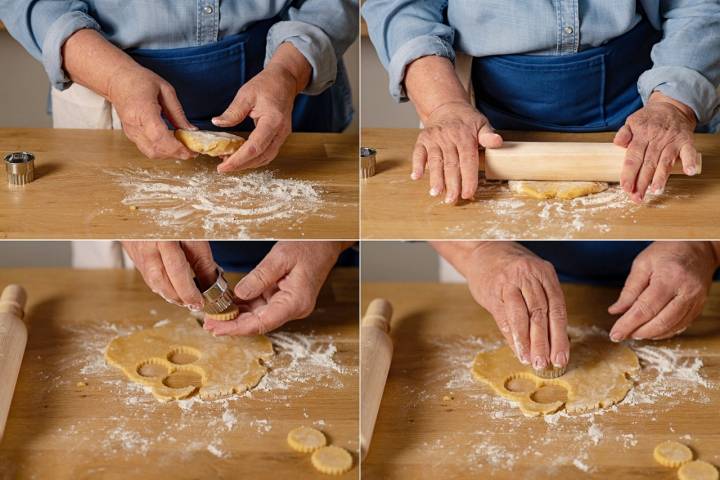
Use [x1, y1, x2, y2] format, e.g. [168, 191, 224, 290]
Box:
[678, 461, 719, 480]
[654, 440, 693, 467]
[174, 129, 245, 157]
[311, 445, 353, 475]
[205, 304, 239, 322]
[287, 426, 327, 453]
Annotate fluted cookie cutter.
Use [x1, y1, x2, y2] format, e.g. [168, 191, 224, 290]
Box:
[195, 267, 236, 315]
[4, 152, 35, 186]
[360, 147, 376, 179]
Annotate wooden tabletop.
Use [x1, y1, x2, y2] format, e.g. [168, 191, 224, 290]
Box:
[0, 129, 358, 239]
[0, 268, 359, 480]
[361, 281, 720, 479]
[361, 128, 720, 239]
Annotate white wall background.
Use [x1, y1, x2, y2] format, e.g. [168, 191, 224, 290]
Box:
[361, 241, 439, 282]
[0, 241, 72, 266]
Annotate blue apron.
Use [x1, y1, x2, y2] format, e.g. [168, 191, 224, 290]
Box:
[127, 17, 353, 132]
[471, 18, 660, 132]
[210, 242, 358, 272]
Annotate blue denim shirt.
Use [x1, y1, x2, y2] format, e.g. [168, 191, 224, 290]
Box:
[0, 0, 358, 95]
[362, 0, 720, 125]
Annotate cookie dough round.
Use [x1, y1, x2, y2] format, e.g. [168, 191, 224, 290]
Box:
[174, 129, 245, 156]
[654, 440, 693, 467]
[205, 304, 240, 322]
[678, 461, 719, 480]
[508, 180, 609, 200]
[311, 445, 353, 475]
[287, 426, 327, 453]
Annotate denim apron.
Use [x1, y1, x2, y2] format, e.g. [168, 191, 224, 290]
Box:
[210, 242, 358, 272]
[126, 17, 353, 132]
[471, 18, 660, 132]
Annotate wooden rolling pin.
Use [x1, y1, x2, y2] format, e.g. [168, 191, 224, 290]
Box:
[0, 284, 28, 440]
[481, 141, 702, 181]
[360, 298, 394, 462]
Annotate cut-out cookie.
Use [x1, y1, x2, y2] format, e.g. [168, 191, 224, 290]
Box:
[311, 446, 353, 475]
[678, 461, 719, 480]
[509, 180, 608, 200]
[287, 426, 327, 453]
[105, 317, 273, 401]
[471, 339, 639, 416]
[654, 440, 693, 467]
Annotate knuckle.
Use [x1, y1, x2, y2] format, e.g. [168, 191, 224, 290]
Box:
[529, 307, 548, 325]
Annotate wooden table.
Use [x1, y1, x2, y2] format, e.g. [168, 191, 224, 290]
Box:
[0, 268, 359, 479]
[361, 129, 720, 239]
[361, 282, 720, 479]
[0, 129, 358, 239]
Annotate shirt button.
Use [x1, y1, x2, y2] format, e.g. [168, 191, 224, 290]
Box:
[564, 26, 574, 34]
[203, 5, 214, 14]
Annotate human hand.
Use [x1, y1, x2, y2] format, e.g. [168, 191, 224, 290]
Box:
[460, 242, 569, 369]
[210, 43, 311, 173]
[412, 101, 503, 205]
[614, 91, 699, 203]
[122, 241, 217, 309]
[204, 241, 349, 336]
[608, 242, 718, 341]
[107, 65, 197, 160]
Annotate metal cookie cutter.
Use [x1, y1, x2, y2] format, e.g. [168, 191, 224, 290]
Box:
[4, 152, 35, 186]
[196, 267, 236, 314]
[360, 147, 376, 179]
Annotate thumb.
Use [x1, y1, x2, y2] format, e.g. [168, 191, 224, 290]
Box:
[478, 123, 503, 149]
[235, 253, 290, 300]
[608, 265, 649, 315]
[158, 84, 196, 130]
[212, 94, 253, 128]
[614, 124, 633, 148]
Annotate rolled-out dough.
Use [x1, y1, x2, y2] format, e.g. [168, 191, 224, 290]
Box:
[105, 317, 273, 401]
[471, 339, 639, 416]
[508, 180, 609, 200]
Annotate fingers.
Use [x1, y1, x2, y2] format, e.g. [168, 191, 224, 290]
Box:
[234, 251, 290, 300]
[209, 293, 299, 336]
[502, 286, 530, 365]
[609, 280, 674, 342]
[158, 84, 195, 131]
[679, 143, 699, 176]
[157, 242, 203, 308]
[477, 123, 503, 149]
[544, 271, 570, 368]
[440, 142, 461, 204]
[212, 94, 253, 128]
[649, 145, 679, 195]
[218, 118, 287, 173]
[135, 113, 196, 160]
[427, 144, 444, 198]
[620, 136, 648, 199]
[180, 241, 217, 289]
[613, 124, 633, 148]
[458, 139, 480, 200]
[634, 140, 664, 202]
[136, 244, 182, 305]
[411, 143, 427, 180]
[522, 279, 550, 370]
[608, 260, 650, 316]
[628, 296, 692, 340]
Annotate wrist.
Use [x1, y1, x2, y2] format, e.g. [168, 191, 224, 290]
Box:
[649, 91, 697, 126]
[266, 42, 312, 95]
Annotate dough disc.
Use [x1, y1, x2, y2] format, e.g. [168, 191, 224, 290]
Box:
[174, 129, 245, 156]
[653, 440, 693, 467]
[287, 426, 327, 453]
[311, 446, 353, 475]
[105, 317, 273, 401]
[678, 461, 719, 480]
[508, 180, 609, 200]
[471, 338, 639, 416]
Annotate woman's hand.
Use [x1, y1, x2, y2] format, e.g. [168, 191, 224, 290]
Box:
[608, 242, 718, 341]
[204, 241, 351, 336]
[432, 241, 570, 370]
[614, 91, 699, 203]
[122, 241, 217, 309]
[210, 43, 311, 173]
[412, 101, 503, 204]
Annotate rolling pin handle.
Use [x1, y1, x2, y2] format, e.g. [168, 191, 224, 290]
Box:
[362, 298, 393, 332]
[0, 285, 27, 321]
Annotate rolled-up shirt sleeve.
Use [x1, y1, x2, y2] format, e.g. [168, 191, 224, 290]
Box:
[362, 0, 455, 102]
[0, 1, 101, 91]
[638, 0, 720, 125]
[265, 0, 358, 95]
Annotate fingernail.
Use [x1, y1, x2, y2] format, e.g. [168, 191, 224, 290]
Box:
[410, 172, 419, 180]
[429, 188, 440, 197]
[610, 332, 622, 342]
[631, 334, 643, 340]
[686, 166, 697, 176]
[520, 353, 530, 365]
[553, 352, 567, 368]
[653, 186, 664, 195]
[444, 196, 454, 204]
[188, 304, 202, 311]
[187, 125, 199, 131]
[533, 357, 547, 370]
[211, 117, 224, 126]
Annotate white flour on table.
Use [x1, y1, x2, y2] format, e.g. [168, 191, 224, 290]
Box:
[105, 167, 327, 238]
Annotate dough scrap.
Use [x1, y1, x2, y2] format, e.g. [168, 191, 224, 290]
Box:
[678, 461, 719, 480]
[654, 440, 693, 467]
[174, 129, 245, 157]
[508, 180, 609, 200]
[105, 317, 273, 401]
[287, 426, 327, 453]
[311, 446, 353, 475]
[471, 338, 639, 416]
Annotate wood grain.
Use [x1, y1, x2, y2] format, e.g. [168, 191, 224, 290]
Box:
[361, 128, 720, 239]
[0, 129, 358, 239]
[361, 281, 720, 480]
[0, 268, 359, 480]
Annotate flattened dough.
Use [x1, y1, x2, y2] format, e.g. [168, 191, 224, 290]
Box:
[287, 426, 327, 453]
[654, 440, 693, 467]
[678, 461, 719, 480]
[508, 180, 609, 200]
[471, 339, 639, 416]
[311, 446, 353, 475]
[105, 317, 273, 402]
[174, 129, 245, 157]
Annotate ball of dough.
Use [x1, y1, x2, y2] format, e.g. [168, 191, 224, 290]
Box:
[508, 180, 609, 200]
[287, 426, 327, 453]
[654, 440, 693, 467]
[311, 445, 353, 475]
[678, 461, 719, 480]
[174, 129, 245, 156]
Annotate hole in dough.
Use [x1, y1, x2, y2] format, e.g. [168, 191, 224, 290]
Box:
[162, 370, 203, 389]
[531, 384, 568, 404]
[167, 346, 200, 365]
[136, 360, 169, 378]
[504, 375, 536, 393]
